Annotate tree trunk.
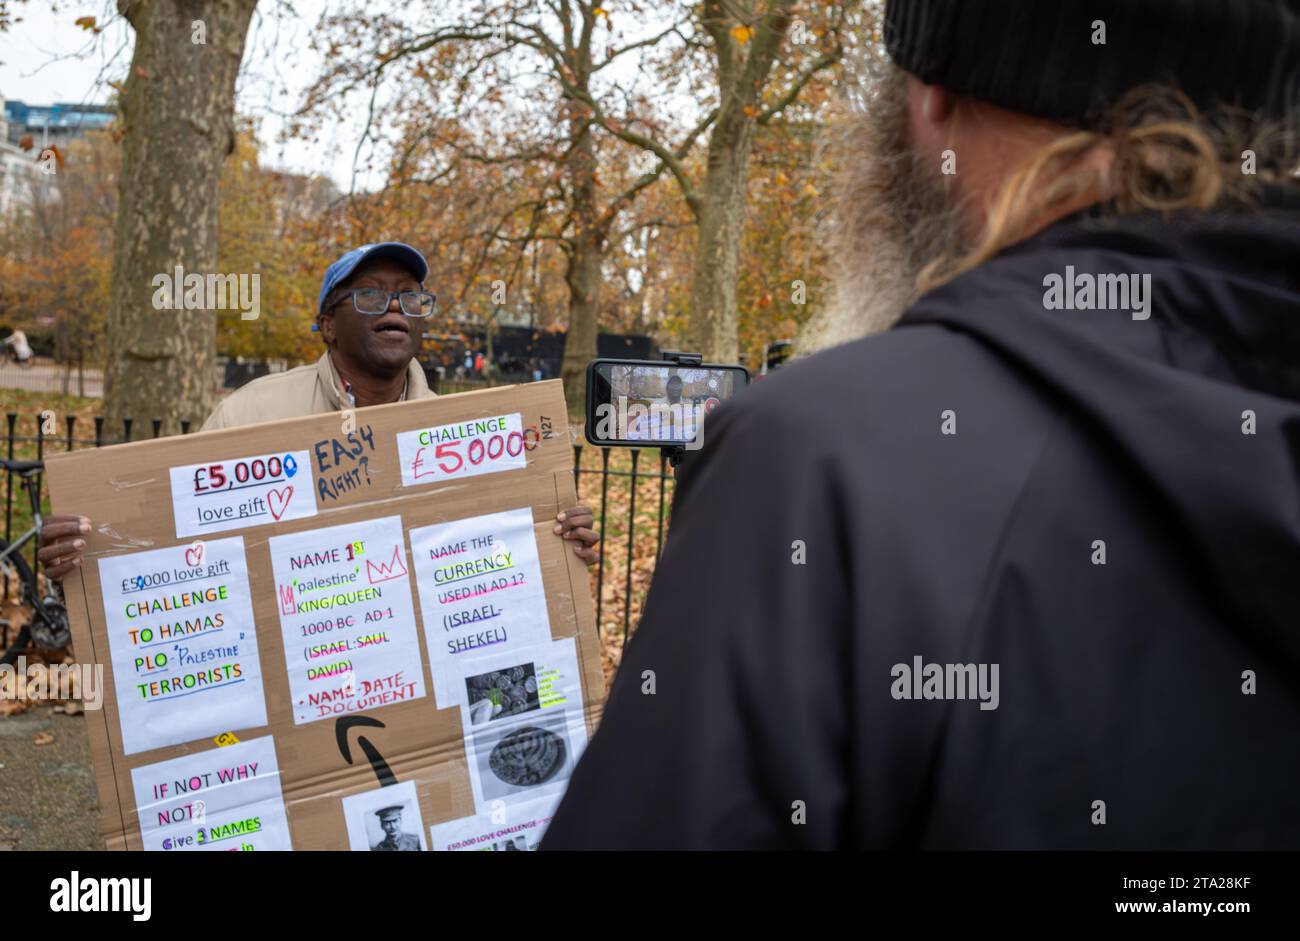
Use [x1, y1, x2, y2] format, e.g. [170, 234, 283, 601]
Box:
[685, 0, 796, 363]
[687, 105, 755, 362]
[104, 0, 257, 438]
[561, 234, 601, 419]
[559, 108, 603, 420]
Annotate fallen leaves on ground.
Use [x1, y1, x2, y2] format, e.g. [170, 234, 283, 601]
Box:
[0, 620, 80, 716]
[574, 445, 676, 690]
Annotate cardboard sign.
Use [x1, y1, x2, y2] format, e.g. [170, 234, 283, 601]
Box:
[47, 380, 604, 851]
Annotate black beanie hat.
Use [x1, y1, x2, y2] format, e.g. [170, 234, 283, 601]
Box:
[885, 0, 1300, 126]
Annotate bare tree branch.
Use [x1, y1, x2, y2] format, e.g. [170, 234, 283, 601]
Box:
[758, 47, 843, 124]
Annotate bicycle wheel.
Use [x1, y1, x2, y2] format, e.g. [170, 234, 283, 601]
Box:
[0, 538, 36, 667]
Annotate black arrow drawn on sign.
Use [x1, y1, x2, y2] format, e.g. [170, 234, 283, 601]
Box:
[335, 715, 397, 787]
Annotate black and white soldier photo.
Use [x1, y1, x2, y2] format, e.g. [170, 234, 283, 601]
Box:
[369, 805, 421, 853]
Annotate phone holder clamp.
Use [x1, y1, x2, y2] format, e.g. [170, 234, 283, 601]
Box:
[659, 351, 701, 468]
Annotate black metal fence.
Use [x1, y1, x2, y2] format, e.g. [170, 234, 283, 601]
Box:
[572, 445, 677, 652]
[0, 413, 675, 664]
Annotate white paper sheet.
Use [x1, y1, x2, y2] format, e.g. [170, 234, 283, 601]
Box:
[461, 706, 587, 814]
[341, 780, 427, 851]
[428, 795, 561, 851]
[395, 413, 527, 487]
[450, 637, 584, 729]
[170, 449, 315, 538]
[408, 507, 553, 703]
[130, 736, 292, 851]
[267, 515, 427, 724]
[97, 537, 268, 755]
[448, 638, 588, 814]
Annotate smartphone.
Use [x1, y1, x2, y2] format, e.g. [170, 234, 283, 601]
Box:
[584, 358, 750, 448]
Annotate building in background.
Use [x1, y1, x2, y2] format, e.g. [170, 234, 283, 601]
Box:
[0, 94, 35, 216]
[3, 96, 114, 149]
[0, 94, 114, 215]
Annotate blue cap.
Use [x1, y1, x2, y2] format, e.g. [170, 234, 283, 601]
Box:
[317, 242, 428, 315]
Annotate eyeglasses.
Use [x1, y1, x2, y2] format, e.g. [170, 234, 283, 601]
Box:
[331, 288, 437, 318]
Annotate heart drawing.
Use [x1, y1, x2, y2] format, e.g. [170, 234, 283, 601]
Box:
[184, 542, 205, 567]
[268, 486, 294, 521]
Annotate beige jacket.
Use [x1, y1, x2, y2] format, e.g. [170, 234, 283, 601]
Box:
[201, 352, 434, 431]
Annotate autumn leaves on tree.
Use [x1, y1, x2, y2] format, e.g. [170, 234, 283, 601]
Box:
[0, 1, 874, 425]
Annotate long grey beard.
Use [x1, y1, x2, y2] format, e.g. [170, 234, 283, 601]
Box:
[798, 64, 965, 356]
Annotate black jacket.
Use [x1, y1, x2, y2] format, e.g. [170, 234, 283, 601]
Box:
[544, 196, 1300, 849]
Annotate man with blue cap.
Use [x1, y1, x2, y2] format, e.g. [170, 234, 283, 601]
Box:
[204, 242, 437, 427]
[39, 242, 601, 575]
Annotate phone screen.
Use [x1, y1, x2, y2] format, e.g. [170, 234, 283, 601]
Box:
[587, 361, 748, 446]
